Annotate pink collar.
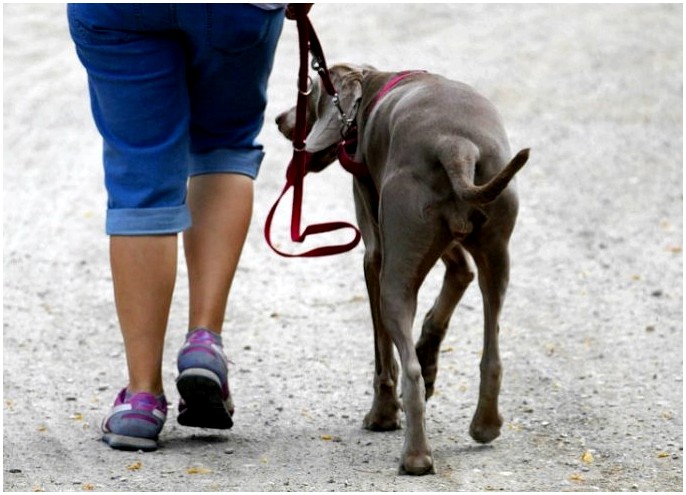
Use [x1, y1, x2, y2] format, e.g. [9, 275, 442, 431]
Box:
[338, 70, 427, 178]
[367, 70, 427, 116]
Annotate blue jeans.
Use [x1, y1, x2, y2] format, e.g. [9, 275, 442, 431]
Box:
[68, 4, 285, 234]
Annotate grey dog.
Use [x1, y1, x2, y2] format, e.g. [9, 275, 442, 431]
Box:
[276, 63, 529, 475]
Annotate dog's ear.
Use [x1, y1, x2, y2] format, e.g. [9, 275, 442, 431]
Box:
[306, 65, 363, 153]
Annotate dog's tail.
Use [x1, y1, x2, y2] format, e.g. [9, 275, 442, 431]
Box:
[448, 147, 530, 206]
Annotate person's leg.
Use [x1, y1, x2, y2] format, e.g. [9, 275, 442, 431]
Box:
[69, 4, 192, 448]
[184, 174, 253, 333]
[181, 4, 285, 333]
[110, 235, 178, 395]
[172, 5, 285, 430]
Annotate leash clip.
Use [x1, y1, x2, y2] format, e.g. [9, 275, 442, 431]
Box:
[332, 94, 358, 135]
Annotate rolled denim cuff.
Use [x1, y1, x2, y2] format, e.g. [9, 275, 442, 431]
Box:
[106, 205, 192, 235]
[189, 148, 265, 179]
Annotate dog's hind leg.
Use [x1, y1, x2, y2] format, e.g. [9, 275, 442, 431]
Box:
[465, 238, 511, 444]
[416, 244, 474, 400]
[377, 175, 451, 475]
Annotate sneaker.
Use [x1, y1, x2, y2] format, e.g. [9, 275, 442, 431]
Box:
[101, 388, 167, 451]
[176, 328, 234, 429]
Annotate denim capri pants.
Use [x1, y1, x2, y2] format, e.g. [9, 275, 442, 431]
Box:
[68, 4, 285, 235]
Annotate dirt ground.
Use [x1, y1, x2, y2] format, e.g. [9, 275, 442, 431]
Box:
[3, 3, 683, 492]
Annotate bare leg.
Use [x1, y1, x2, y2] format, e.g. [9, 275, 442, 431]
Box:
[183, 173, 253, 333]
[110, 235, 178, 396]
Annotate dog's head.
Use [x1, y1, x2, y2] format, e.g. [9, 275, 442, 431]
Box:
[276, 63, 370, 172]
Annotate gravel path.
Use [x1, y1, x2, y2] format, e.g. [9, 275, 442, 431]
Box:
[4, 3, 682, 492]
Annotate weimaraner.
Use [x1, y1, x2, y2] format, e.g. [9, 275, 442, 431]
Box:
[276, 63, 529, 475]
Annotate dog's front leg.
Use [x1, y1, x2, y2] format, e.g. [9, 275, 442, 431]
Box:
[362, 244, 402, 431]
[354, 181, 402, 431]
[416, 244, 475, 399]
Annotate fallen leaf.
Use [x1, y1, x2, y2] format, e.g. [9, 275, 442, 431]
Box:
[666, 245, 682, 253]
[127, 462, 142, 471]
[37, 425, 48, 433]
[440, 346, 454, 353]
[581, 450, 594, 464]
[320, 434, 333, 441]
[657, 452, 670, 458]
[82, 483, 95, 491]
[70, 413, 84, 421]
[569, 473, 584, 482]
[187, 467, 211, 475]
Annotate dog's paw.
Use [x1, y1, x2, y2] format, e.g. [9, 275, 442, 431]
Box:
[469, 413, 503, 444]
[399, 452, 435, 476]
[363, 410, 401, 432]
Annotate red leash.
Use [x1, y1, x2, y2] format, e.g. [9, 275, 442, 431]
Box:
[264, 8, 361, 258]
[264, 6, 426, 258]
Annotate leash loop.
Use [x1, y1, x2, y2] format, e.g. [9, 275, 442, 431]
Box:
[264, 8, 362, 258]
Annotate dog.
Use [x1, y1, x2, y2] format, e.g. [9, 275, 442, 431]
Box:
[276, 63, 529, 475]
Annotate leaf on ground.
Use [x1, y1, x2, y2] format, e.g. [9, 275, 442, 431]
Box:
[70, 412, 84, 421]
[569, 473, 584, 482]
[187, 467, 211, 475]
[127, 462, 142, 471]
[320, 434, 333, 441]
[657, 452, 670, 458]
[581, 450, 594, 463]
[82, 483, 95, 491]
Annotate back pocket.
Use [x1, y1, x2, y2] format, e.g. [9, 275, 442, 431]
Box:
[206, 4, 279, 54]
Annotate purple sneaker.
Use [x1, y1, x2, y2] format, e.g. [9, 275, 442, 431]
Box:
[176, 328, 234, 429]
[101, 388, 167, 451]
